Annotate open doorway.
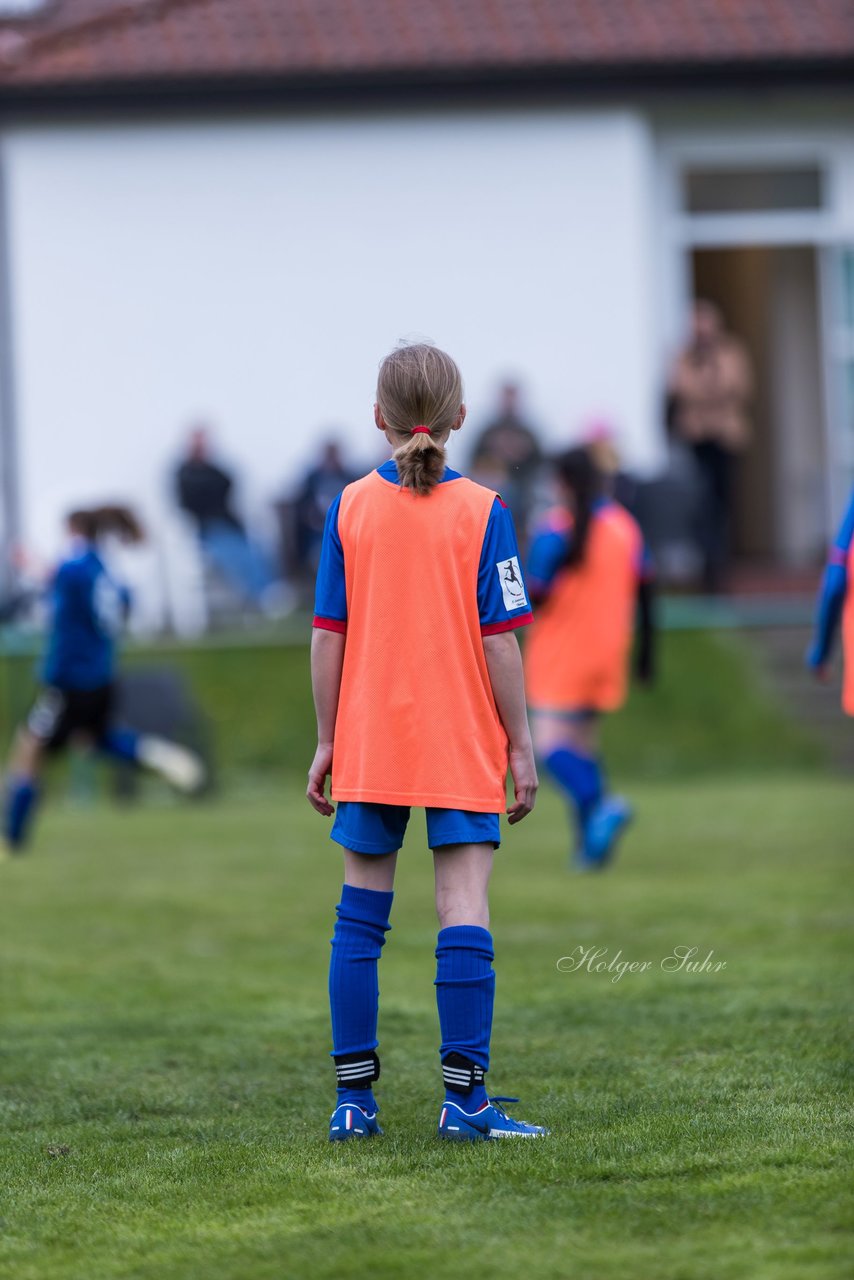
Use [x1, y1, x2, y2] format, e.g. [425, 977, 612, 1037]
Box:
[691, 246, 826, 569]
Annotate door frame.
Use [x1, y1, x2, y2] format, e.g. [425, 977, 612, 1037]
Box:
[655, 127, 853, 536]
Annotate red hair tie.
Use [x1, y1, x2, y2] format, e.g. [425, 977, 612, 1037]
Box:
[411, 425, 431, 435]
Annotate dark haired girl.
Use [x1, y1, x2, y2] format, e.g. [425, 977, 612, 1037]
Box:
[3, 507, 205, 853]
[524, 448, 654, 869]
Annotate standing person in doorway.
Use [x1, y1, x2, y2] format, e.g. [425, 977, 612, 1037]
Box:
[668, 300, 753, 592]
[307, 342, 546, 1142]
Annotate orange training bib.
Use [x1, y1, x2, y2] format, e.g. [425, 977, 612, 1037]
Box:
[331, 471, 510, 811]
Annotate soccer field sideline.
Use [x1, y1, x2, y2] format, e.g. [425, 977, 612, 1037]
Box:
[1, 776, 851, 1279]
[0, 627, 831, 787]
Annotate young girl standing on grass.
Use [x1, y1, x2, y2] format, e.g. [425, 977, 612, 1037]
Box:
[307, 342, 547, 1142]
[525, 447, 654, 870]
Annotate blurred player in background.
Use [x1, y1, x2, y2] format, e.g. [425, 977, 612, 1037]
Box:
[525, 447, 655, 871]
[293, 439, 359, 579]
[175, 425, 275, 611]
[807, 487, 854, 715]
[2, 506, 205, 855]
[307, 341, 546, 1142]
[468, 381, 543, 552]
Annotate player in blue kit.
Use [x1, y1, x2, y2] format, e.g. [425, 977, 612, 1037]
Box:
[807, 486, 854, 716]
[2, 506, 205, 855]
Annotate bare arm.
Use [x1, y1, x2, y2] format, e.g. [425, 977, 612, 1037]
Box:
[307, 627, 346, 815]
[482, 630, 538, 824]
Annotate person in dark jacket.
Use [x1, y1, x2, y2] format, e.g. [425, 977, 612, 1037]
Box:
[175, 425, 272, 606]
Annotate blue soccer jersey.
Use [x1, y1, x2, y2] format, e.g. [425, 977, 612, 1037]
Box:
[313, 459, 532, 635]
[42, 545, 130, 690]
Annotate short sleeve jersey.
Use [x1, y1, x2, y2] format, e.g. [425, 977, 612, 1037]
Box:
[42, 545, 130, 691]
[314, 459, 532, 637]
[313, 459, 532, 811]
[526, 501, 651, 600]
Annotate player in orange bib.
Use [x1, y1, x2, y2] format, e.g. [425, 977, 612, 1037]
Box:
[524, 447, 655, 870]
[806, 486, 854, 714]
[307, 342, 547, 1142]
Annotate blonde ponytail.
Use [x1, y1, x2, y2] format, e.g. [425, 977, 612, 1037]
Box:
[376, 343, 463, 496]
[392, 429, 446, 496]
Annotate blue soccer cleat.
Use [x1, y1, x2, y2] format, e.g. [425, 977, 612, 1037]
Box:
[328, 1102, 382, 1141]
[438, 1096, 548, 1141]
[576, 796, 633, 870]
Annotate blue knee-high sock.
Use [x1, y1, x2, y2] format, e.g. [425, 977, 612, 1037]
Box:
[4, 777, 39, 849]
[544, 747, 604, 831]
[329, 884, 393, 1112]
[98, 728, 141, 764]
[435, 925, 495, 1111]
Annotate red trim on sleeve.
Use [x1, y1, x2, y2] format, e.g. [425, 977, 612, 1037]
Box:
[481, 611, 533, 636]
[313, 615, 347, 634]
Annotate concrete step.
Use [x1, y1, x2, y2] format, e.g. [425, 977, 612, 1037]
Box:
[743, 626, 854, 770]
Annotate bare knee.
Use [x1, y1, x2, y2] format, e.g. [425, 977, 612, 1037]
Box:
[531, 711, 599, 760]
[436, 896, 489, 930]
[434, 843, 493, 930]
[9, 728, 43, 779]
[343, 848, 397, 892]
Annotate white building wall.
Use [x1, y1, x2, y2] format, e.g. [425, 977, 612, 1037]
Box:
[3, 105, 661, 592]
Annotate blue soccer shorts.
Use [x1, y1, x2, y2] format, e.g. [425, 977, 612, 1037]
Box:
[330, 801, 501, 855]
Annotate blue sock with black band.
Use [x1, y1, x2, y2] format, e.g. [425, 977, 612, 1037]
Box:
[544, 746, 604, 831]
[329, 884, 393, 1112]
[98, 728, 141, 764]
[435, 924, 495, 1112]
[3, 777, 39, 849]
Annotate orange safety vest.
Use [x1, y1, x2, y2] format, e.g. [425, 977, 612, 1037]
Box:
[525, 503, 641, 713]
[331, 471, 510, 811]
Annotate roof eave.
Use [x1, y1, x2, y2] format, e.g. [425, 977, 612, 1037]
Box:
[0, 55, 851, 117]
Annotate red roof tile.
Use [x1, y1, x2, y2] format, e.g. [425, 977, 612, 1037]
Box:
[0, 0, 851, 90]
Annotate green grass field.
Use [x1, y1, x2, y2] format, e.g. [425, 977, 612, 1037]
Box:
[0, 629, 827, 782]
[1, 770, 852, 1279]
